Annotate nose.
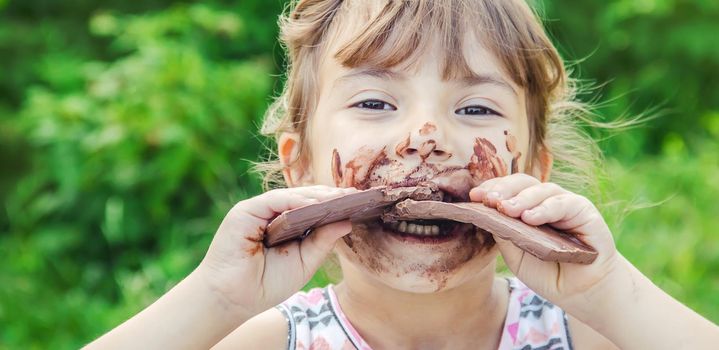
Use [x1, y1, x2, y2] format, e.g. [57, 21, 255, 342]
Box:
[395, 122, 452, 162]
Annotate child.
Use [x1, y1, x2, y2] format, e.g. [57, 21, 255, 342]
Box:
[88, 0, 719, 349]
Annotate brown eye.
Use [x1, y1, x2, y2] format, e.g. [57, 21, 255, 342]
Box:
[354, 100, 396, 111]
[455, 105, 501, 117]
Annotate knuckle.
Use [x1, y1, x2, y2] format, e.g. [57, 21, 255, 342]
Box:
[479, 178, 497, 189]
[265, 188, 283, 198]
[580, 196, 597, 209]
[541, 182, 562, 193]
[544, 195, 563, 206]
[489, 183, 505, 193]
[516, 173, 539, 183]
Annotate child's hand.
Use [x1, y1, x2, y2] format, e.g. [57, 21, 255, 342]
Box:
[196, 185, 357, 320]
[469, 174, 620, 306]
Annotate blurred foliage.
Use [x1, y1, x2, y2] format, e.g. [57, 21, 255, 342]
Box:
[0, 1, 282, 347]
[0, 0, 717, 348]
[537, 0, 719, 159]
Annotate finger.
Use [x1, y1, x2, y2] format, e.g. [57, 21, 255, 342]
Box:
[496, 236, 558, 288]
[520, 193, 586, 226]
[495, 236, 538, 276]
[498, 182, 566, 217]
[241, 187, 356, 220]
[549, 204, 595, 231]
[469, 177, 502, 201]
[240, 192, 320, 221]
[494, 236, 523, 270]
[470, 173, 540, 208]
[289, 186, 358, 201]
[298, 220, 353, 278]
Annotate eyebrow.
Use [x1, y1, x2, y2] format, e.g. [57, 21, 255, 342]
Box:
[334, 67, 518, 96]
[459, 73, 518, 97]
[334, 68, 403, 87]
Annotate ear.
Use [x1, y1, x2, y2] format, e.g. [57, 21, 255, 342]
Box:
[278, 132, 312, 187]
[531, 145, 553, 182]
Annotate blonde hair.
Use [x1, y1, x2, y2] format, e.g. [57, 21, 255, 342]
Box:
[256, 0, 604, 198]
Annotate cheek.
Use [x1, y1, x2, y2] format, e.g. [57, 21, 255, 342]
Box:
[465, 129, 523, 183]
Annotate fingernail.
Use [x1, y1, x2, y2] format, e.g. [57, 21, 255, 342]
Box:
[488, 191, 502, 200]
[506, 198, 518, 206]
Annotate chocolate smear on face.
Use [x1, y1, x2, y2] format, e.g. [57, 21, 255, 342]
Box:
[327, 133, 513, 291]
[419, 122, 437, 135]
[504, 130, 522, 174]
[345, 220, 491, 283]
[332, 148, 343, 186]
[468, 137, 508, 183]
[395, 134, 411, 158]
[340, 147, 391, 189]
[418, 140, 437, 160]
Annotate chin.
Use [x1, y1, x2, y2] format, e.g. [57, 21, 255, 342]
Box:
[337, 219, 498, 293]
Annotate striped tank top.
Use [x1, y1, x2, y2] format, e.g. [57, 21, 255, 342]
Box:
[276, 277, 574, 350]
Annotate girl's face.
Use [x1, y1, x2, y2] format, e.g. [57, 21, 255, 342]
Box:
[288, 34, 534, 293]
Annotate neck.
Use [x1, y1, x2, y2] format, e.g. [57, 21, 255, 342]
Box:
[334, 259, 509, 349]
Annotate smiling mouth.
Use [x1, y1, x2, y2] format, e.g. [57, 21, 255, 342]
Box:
[372, 178, 470, 239]
[385, 218, 456, 235]
[379, 217, 473, 243]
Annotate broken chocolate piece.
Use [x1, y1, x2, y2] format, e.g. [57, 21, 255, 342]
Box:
[383, 199, 597, 264]
[263, 186, 597, 265]
[264, 186, 440, 247]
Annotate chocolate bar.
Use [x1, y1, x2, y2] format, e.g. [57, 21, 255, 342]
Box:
[263, 186, 597, 264]
[382, 199, 597, 264]
[263, 186, 441, 247]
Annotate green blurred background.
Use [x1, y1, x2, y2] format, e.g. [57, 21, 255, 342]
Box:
[0, 0, 717, 348]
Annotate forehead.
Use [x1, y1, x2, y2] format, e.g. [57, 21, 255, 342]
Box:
[319, 32, 521, 103]
[317, 2, 520, 91]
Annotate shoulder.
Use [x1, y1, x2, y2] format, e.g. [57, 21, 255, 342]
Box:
[212, 287, 331, 350]
[212, 307, 289, 350]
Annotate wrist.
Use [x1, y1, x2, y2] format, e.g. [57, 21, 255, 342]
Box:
[190, 265, 256, 325]
[561, 252, 653, 346]
[560, 252, 632, 323]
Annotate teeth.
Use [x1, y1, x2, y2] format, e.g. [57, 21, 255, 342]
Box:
[393, 221, 443, 236]
[431, 225, 440, 235]
[407, 223, 417, 234]
[423, 225, 432, 235]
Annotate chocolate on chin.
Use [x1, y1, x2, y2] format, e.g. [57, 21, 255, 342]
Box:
[263, 186, 597, 264]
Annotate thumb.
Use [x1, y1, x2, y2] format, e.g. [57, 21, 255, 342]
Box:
[495, 236, 525, 274]
[298, 220, 353, 275]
